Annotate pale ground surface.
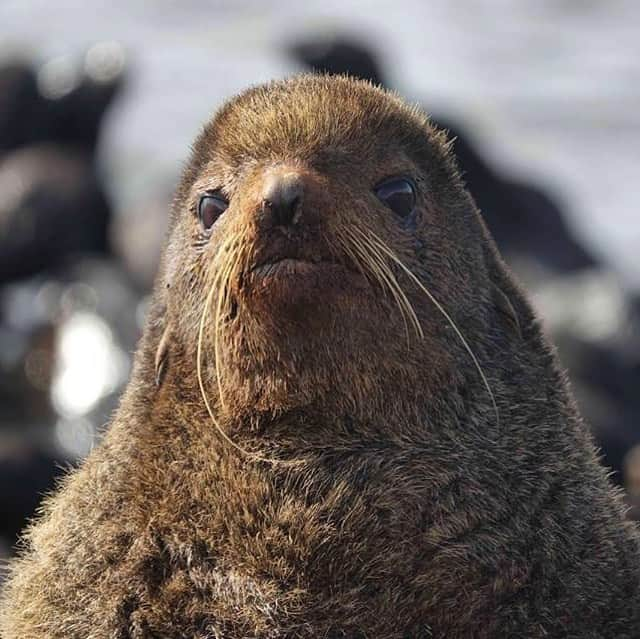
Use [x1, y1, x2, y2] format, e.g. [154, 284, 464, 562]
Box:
[1, 0, 639, 288]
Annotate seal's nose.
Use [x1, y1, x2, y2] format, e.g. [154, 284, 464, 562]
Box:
[261, 171, 304, 227]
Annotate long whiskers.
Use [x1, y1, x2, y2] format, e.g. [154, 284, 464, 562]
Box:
[196, 235, 293, 465]
[336, 226, 423, 343]
[349, 224, 499, 427]
[213, 241, 243, 414]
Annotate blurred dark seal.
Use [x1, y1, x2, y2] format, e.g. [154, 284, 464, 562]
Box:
[0, 44, 126, 284]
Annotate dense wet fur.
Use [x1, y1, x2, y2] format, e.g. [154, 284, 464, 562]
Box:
[2, 76, 639, 638]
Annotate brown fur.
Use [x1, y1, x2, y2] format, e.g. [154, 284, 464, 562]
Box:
[1, 75, 639, 638]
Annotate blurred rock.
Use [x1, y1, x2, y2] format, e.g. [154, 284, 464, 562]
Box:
[0, 145, 111, 284]
[0, 42, 126, 155]
[0, 44, 128, 285]
[0, 61, 40, 155]
[0, 440, 64, 543]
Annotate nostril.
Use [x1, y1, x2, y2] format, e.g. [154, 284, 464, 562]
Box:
[261, 172, 304, 227]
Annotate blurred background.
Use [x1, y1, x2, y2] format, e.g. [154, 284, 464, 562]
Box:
[0, 0, 639, 564]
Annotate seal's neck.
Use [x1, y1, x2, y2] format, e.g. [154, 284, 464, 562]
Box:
[112, 313, 635, 636]
[113, 376, 552, 636]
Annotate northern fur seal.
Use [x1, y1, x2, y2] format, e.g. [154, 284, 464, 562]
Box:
[1, 75, 639, 638]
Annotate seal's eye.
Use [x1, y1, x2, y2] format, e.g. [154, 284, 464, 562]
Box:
[198, 193, 228, 230]
[374, 178, 416, 218]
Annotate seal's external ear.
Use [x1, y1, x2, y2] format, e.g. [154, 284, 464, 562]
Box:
[155, 324, 171, 387]
[491, 284, 521, 338]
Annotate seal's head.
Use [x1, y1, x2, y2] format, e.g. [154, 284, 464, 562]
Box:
[157, 75, 523, 423]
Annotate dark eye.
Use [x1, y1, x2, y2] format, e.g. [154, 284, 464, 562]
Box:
[198, 192, 228, 230]
[374, 177, 416, 218]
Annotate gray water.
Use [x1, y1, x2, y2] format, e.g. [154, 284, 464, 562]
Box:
[2, 0, 639, 287]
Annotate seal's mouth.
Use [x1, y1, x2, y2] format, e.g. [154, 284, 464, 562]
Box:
[237, 232, 367, 312]
[251, 256, 336, 279]
[246, 232, 348, 284]
[240, 237, 365, 309]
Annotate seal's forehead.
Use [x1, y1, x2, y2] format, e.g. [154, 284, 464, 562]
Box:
[193, 75, 440, 170]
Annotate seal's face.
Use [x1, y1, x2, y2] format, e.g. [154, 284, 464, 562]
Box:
[162, 76, 495, 415]
[203, 161, 368, 319]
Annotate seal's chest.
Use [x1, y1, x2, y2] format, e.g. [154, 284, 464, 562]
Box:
[112, 523, 428, 638]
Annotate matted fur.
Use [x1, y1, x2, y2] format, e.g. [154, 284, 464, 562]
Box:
[1, 75, 639, 638]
